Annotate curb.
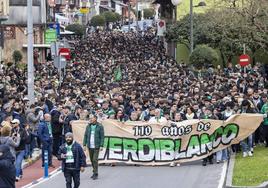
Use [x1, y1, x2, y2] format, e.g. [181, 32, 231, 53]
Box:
[22, 167, 62, 188]
[219, 161, 228, 188]
[225, 153, 268, 188]
[22, 153, 41, 169]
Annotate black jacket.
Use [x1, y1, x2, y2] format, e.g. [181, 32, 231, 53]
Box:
[11, 127, 28, 151]
[64, 113, 79, 134]
[57, 141, 86, 172]
[51, 109, 63, 136]
[0, 145, 16, 188]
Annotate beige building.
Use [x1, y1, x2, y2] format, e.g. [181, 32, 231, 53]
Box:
[2, 0, 48, 64]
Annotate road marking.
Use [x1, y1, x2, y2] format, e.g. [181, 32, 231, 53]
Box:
[240, 59, 249, 62]
[218, 161, 228, 188]
[22, 167, 62, 188]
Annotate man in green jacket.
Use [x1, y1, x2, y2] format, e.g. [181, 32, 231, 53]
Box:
[261, 96, 268, 147]
[83, 115, 104, 180]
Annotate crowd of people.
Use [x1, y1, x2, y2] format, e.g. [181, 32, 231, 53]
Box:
[0, 29, 268, 187]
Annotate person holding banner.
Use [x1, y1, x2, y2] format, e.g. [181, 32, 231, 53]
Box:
[240, 100, 255, 157]
[83, 115, 104, 180]
[260, 96, 268, 147]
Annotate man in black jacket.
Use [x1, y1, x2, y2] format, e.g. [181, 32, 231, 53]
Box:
[0, 144, 16, 188]
[63, 105, 81, 134]
[58, 132, 86, 188]
[240, 100, 255, 157]
[11, 119, 28, 181]
[51, 105, 64, 156]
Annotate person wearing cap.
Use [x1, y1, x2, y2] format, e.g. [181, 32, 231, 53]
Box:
[10, 119, 28, 181]
[83, 114, 104, 180]
[38, 114, 55, 168]
[58, 132, 86, 188]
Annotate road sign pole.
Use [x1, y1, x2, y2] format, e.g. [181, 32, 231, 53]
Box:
[44, 150, 49, 178]
[244, 45, 246, 73]
[59, 54, 62, 85]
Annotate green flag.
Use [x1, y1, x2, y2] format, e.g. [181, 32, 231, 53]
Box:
[114, 66, 122, 81]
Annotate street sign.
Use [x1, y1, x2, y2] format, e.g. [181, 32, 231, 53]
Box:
[45, 29, 57, 44]
[53, 56, 66, 69]
[48, 23, 60, 36]
[80, 8, 89, 14]
[239, 54, 250, 67]
[157, 20, 166, 36]
[59, 48, 71, 60]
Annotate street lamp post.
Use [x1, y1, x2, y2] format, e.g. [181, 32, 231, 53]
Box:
[136, 0, 138, 31]
[190, 1, 206, 54]
[172, 0, 206, 54]
[27, 0, 35, 104]
[128, 2, 131, 31]
[190, 0, 194, 54]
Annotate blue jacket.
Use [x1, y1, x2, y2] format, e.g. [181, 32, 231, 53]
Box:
[38, 121, 52, 144]
[57, 142, 86, 172]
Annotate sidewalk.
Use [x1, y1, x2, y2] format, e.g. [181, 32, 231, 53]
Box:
[16, 154, 61, 188]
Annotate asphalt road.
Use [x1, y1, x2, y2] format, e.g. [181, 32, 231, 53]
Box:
[32, 162, 225, 188]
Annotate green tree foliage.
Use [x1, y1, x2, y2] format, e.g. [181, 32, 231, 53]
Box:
[12, 50, 22, 63]
[190, 45, 219, 69]
[102, 11, 117, 23]
[143, 8, 155, 19]
[166, 0, 268, 65]
[91, 15, 106, 27]
[65, 24, 85, 36]
[114, 12, 121, 22]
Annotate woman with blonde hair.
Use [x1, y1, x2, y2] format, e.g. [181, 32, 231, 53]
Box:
[0, 125, 21, 159]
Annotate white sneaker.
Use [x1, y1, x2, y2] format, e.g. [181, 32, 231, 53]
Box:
[250, 148, 254, 153]
[176, 163, 181, 167]
[243, 152, 248, 157]
[248, 151, 253, 157]
[170, 162, 175, 167]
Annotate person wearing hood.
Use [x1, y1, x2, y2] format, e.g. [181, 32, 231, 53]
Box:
[0, 144, 16, 188]
[58, 132, 86, 188]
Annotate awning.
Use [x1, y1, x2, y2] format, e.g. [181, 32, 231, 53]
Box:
[22, 44, 51, 48]
[112, 0, 128, 7]
[99, 5, 115, 11]
[55, 14, 69, 22]
[60, 30, 75, 35]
